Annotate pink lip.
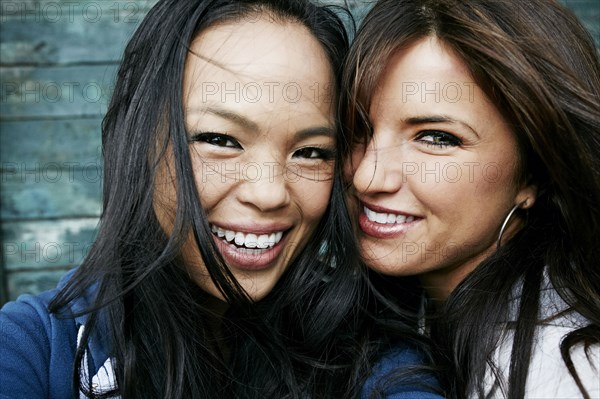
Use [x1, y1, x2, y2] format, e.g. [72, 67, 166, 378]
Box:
[210, 222, 290, 271]
[211, 221, 291, 235]
[358, 202, 421, 239]
[360, 201, 417, 218]
[212, 235, 287, 271]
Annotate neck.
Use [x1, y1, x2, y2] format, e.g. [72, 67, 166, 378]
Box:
[419, 249, 490, 306]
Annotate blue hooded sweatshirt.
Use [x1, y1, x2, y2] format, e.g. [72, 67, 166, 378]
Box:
[1, 270, 443, 399]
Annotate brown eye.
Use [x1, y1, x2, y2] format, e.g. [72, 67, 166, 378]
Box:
[292, 147, 335, 160]
[190, 133, 242, 149]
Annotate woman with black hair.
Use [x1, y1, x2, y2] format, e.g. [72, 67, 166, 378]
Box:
[343, 0, 600, 398]
[0, 0, 442, 398]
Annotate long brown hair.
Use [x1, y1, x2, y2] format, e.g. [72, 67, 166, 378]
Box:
[342, 0, 600, 397]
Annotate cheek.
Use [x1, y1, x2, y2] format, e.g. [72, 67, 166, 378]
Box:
[414, 160, 521, 244]
[191, 159, 236, 210]
[470, 157, 522, 207]
[406, 161, 472, 215]
[292, 179, 333, 225]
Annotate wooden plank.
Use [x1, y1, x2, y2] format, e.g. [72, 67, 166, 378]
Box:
[1, 166, 102, 220]
[0, 228, 6, 303]
[0, 118, 102, 165]
[2, 218, 99, 270]
[0, 0, 158, 65]
[6, 267, 72, 301]
[0, 119, 104, 220]
[0, 64, 118, 119]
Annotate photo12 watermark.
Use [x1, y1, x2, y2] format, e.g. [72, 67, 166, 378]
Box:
[199, 161, 333, 184]
[401, 82, 476, 103]
[1, 81, 113, 105]
[1, 162, 103, 184]
[199, 81, 334, 104]
[3, 241, 94, 265]
[0, 1, 154, 24]
[400, 241, 482, 264]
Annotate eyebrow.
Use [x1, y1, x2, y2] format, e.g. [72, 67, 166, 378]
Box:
[295, 126, 335, 141]
[404, 115, 480, 138]
[192, 106, 260, 132]
[189, 106, 334, 139]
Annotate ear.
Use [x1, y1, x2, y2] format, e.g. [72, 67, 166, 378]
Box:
[515, 180, 538, 209]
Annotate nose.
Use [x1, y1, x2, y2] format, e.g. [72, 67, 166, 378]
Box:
[352, 136, 404, 195]
[237, 163, 291, 212]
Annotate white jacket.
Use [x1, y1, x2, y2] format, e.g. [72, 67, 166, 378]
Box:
[484, 272, 599, 398]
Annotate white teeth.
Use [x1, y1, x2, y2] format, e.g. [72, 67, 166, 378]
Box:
[210, 224, 284, 249]
[256, 234, 269, 249]
[245, 233, 258, 248]
[364, 206, 416, 225]
[234, 232, 245, 246]
[365, 207, 376, 221]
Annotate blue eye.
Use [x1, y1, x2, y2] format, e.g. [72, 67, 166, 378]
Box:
[416, 130, 461, 148]
[189, 133, 242, 149]
[292, 147, 335, 160]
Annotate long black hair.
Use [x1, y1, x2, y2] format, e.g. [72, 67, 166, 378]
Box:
[342, 0, 600, 398]
[48, 0, 381, 397]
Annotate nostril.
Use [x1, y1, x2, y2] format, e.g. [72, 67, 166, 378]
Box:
[237, 179, 291, 212]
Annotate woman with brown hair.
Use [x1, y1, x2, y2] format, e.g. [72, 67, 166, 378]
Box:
[342, 0, 600, 397]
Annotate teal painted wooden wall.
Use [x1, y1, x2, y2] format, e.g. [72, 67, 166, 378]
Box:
[0, 0, 159, 302]
[1, 0, 598, 304]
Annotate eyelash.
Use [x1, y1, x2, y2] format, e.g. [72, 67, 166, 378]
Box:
[292, 146, 336, 161]
[189, 132, 241, 149]
[189, 132, 335, 160]
[415, 130, 462, 149]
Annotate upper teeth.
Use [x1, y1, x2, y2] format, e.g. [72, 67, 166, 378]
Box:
[210, 224, 283, 249]
[364, 206, 415, 224]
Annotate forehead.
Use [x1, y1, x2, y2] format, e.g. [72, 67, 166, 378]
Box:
[185, 17, 332, 96]
[182, 17, 335, 125]
[369, 36, 496, 122]
[374, 37, 474, 102]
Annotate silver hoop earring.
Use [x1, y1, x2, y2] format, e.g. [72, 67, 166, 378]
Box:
[496, 201, 525, 249]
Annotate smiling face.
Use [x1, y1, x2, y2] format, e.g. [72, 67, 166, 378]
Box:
[349, 37, 536, 300]
[155, 16, 336, 301]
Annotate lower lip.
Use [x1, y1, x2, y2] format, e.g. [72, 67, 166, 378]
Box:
[358, 212, 419, 239]
[211, 233, 287, 271]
